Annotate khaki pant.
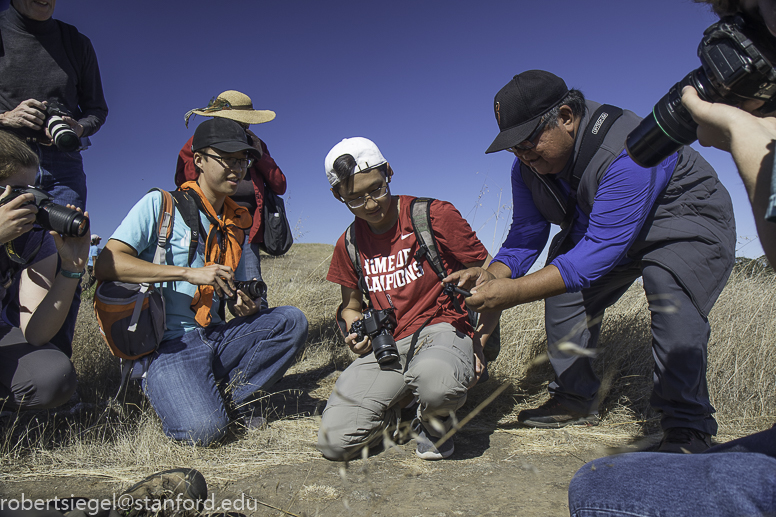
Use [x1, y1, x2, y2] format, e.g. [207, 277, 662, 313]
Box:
[317, 322, 474, 461]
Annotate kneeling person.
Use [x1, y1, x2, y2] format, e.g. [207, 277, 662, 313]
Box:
[317, 137, 498, 461]
[0, 131, 85, 410]
[95, 119, 307, 446]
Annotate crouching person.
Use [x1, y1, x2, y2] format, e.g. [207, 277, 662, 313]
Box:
[317, 137, 499, 461]
[95, 119, 307, 446]
[0, 131, 85, 410]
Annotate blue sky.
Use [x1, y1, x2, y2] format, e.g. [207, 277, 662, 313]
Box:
[4, 0, 763, 258]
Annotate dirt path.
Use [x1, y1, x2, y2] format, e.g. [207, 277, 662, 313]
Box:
[2, 427, 605, 517]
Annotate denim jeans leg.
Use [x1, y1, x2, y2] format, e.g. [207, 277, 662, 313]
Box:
[206, 306, 307, 408]
[142, 330, 229, 445]
[35, 146, 88, 357]
[568, 450, 776, 516]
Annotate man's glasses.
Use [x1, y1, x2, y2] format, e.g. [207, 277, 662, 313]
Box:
[199, 152, 254, 170]
[344, 184, 389, 208]
[508, 119, 548, 152]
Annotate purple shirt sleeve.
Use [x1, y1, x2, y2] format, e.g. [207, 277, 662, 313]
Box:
[492, 157, 551, 278]
[551, 151, 677, 292]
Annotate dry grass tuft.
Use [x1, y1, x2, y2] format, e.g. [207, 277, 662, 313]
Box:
[1, 244, 775, 486]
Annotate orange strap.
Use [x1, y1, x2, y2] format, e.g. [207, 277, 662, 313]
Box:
[180, 181, 252, 327]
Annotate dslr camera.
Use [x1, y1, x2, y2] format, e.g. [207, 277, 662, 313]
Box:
[626, 15, 776, 168]
[44, 101, 80, 152]
[221, 279, 267, 301]
[349, 308, 399, 365]
[0, 185, 89, 237]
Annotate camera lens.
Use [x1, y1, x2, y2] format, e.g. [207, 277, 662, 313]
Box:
[372, 331, 399, 365]
[626, 69, 720, 168]
[37, 201, 89, 237]
[46, 115, 79, 152]
[234, 280, 265, 299]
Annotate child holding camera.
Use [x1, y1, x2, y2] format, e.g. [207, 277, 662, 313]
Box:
[317, 137, 499, 461]
[0, 131, 88, 410]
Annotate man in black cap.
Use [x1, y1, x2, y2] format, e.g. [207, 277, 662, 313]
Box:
[96, 118, 307, 446]
[446, 70, 736, 453]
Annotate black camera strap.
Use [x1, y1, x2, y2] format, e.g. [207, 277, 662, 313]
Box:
[546, 104, 623, 262]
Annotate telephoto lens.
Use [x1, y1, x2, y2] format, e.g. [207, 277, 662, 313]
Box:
[37, 200, 90, 237]
[45, 102, 79, 152]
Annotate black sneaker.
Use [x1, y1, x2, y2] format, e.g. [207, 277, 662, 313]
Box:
[658, 427, 712, 454]
[517, 398, 600, 428]
[119, 468, 208, 516]
[414, 423, 454, 460]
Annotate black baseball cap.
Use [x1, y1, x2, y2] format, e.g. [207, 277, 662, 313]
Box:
[485, 70, 569, 154]
[192, 118, 262, 158]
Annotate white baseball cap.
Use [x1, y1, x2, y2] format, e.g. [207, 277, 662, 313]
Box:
[324, 137, 387, 186]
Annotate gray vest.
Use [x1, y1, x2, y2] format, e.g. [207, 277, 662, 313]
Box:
[521, 100, 736, 317]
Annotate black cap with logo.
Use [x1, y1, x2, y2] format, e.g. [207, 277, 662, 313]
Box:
[192, 118, 262, 158]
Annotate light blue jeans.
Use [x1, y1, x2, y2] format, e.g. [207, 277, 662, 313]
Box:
[568, 426, 776, 516]
[142, 306, 308, 445]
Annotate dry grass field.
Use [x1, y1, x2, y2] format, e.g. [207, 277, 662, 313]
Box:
[1, 243, 774, 515]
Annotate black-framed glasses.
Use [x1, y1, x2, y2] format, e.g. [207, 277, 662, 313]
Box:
[344, 184, 389, 208]
[199, 152, 254, 170]
[508, 119, 549, 152]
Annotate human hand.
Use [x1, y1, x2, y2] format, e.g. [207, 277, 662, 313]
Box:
[443, 267, 494, 292]
[345, 324, 372, 355]
[0, 99, 46, 131]
[227, 289, 259, 318]
[682, 86, 776, 152]
[185, 264, 235, 297]
[0, 187, 37, 244]
[62, 116, 84, 138]
[50, 207, 90, 270]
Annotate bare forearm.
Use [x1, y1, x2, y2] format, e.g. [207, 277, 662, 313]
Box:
[95, 247, 190, 284]
[486, 260, 513, 279]
[23, 273, 80, 346]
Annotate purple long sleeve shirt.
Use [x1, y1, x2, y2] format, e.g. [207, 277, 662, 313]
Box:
[493, 150, 677, 292]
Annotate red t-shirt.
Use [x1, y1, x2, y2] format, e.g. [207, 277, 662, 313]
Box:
[327, 196, 488, 341]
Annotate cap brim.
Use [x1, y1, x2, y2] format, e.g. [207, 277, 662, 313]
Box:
[485, 116, 543, 154]
[192, 109, 276, 125]
[209, 140, 263, 158]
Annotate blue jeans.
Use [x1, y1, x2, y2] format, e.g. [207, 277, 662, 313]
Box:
[568, 426, 776, 516]
[34, 145, 87, 357]
[142, 306, 308, 445]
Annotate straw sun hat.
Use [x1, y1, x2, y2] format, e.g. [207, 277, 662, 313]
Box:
[184, 90, 276, 127]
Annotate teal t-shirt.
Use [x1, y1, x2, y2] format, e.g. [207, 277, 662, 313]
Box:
[110, 191, 222, 341]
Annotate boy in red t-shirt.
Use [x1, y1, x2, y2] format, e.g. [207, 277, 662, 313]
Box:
[318, 137, 499, 461]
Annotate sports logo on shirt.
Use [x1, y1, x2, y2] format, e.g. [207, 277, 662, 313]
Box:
[361, 247, 424, 292]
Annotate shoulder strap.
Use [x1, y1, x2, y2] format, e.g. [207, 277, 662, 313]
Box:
[410, 198, 446, 281]
[569, 104, 624, 192]
[344, 222, 372, 307]
[170, 190, 203, 267]
[148, 188, 174, 266]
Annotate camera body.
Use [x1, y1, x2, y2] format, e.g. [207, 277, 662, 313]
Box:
[626, 15, 776, 168]
[221, 279, 267, 301]
[44, 101, 80, 152]
[349, 308, 399, 365]
[0, 185, 89, 237]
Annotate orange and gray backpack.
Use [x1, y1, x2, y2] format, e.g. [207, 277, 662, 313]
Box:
[94, 188, 202, 384]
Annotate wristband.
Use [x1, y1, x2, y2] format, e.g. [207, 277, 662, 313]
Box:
[59, 269, 85, 279]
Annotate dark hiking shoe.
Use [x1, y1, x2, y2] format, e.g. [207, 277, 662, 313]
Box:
[119, 468, 207, 517]
[658, 427, 712, 454]
[415, 423, 454, 460]
[517, 398, 600, 428]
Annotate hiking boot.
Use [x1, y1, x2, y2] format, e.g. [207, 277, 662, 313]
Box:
[517, 398, 600, 428]
[658, 427, 712, 454]
[414, 423, 454, 460]
[119, 468, 207, 516]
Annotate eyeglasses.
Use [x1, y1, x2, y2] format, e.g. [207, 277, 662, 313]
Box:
[344, 184, 389, 208]
[199, 152, 254, 170]
[508, 119, 548, 152]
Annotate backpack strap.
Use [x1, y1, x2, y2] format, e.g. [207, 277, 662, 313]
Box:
[148, 188, 175, 267]
[344, 222, 373, 307]
[410, 198, 446, 281]
[170, 190, 203, 267]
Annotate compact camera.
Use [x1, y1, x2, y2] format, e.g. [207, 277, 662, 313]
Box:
[44, 101, 80, 152]
[626, 15, 776, 168]
[0, 185, 89, 237]
[349, 308, 399, 365]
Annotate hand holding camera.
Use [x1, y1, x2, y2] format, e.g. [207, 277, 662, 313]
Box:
[348, 308, 400, 364]
[0, 186, 37, 245]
